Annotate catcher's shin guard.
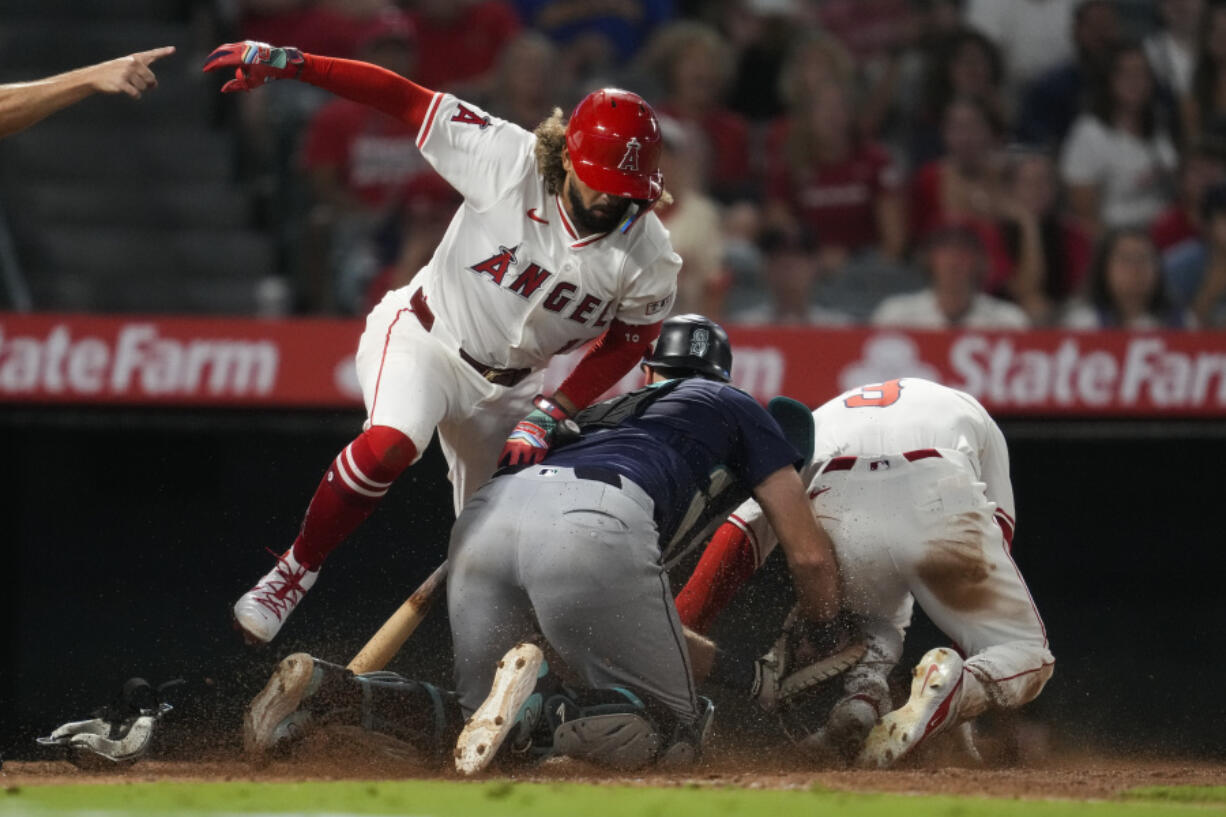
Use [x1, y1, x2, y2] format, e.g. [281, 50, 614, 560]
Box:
[858, 647, 967, 768]
[551, 690, 713, 771]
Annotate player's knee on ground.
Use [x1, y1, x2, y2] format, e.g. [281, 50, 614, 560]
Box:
[548, 687, 713, 770]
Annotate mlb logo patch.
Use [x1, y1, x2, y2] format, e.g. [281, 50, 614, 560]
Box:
[869, 459, 890, 471]
[537, 468, 559, 476]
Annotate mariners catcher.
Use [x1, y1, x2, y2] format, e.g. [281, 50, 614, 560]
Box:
[676, 377, 1054, 766]
[202, 42, 682, 644]
[241, 315, 850, 772]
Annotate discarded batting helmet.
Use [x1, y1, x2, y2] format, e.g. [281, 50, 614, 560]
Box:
[565, 88, 663, 202]
[644, 314, 732, 382]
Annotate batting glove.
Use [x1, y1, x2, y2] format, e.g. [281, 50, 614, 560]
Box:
[498, 395, 579, 468]
[202, 41, 304, 93]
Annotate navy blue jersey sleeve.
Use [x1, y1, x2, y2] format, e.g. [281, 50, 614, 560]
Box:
[720, 386, 803, 488]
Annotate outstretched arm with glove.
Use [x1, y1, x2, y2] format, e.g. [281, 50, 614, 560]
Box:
[203, 41, 436, 128]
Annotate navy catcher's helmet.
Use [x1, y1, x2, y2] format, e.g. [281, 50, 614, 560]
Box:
[643, 314, 732, 382]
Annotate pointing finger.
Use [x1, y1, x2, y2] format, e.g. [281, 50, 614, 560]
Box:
[134, 45, 175, 65]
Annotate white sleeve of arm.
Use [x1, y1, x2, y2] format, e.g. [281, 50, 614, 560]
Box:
[726, 496, 778, 568]
[416, 93, 536, 211]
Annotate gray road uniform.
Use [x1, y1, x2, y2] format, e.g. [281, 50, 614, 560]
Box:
[446, 376, 802, 725]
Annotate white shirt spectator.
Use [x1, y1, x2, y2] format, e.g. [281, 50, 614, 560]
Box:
[871, 289, 1030, 329]
[1059, 114, 1178, 229]
[965, 0, 1076, 88]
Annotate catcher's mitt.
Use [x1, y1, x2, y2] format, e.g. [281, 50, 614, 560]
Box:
[752, 607, 866, 714]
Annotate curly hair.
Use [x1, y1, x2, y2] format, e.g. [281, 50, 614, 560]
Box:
[532, 108, 673, 207]
[534, 107, 568, 196]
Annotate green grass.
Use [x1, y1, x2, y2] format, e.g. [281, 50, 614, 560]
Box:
[1125, 785, 1226, 804]
[3, 781, 1225, 817]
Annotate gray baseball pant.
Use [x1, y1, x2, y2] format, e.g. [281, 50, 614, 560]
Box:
[446, 466, 700, 723]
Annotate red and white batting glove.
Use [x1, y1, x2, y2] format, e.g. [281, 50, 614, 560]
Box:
[498, 395, 578, 468]
[202, 41, 304, 93]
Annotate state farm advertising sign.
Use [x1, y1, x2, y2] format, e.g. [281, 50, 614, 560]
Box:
[2, 314, 1225, 417]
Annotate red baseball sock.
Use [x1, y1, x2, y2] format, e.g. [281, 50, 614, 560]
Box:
[290, 426, 418, 570]
[674, 521, 757, 633]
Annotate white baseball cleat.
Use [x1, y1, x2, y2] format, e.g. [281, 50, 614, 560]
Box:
[243, 652, 318, 753]
[233, 549, 319, 644]
[857, 647, 966, 768]
[454, 643, 544, 775]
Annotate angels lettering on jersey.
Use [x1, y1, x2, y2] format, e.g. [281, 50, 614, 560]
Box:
[468, 243, 615, 329]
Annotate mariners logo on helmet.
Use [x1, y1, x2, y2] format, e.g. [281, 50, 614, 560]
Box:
[690, 328, 710, 358]
[618, 137, 642, 172]
[645, 314, 732, 382]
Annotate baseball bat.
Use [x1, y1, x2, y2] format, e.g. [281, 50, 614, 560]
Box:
[347, 560, 449, 674]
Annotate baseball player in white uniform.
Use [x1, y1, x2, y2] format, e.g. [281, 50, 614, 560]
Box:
[676, 377, 1054, 766]
[203, 42, 680, 644]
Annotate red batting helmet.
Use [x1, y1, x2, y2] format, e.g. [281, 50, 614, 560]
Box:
[565, 88, 663, 202]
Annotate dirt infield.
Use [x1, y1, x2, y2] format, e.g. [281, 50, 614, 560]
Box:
[5, 753, 1224, 801]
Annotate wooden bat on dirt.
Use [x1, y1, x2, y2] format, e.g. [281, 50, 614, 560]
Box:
[347, 560, 449, 674]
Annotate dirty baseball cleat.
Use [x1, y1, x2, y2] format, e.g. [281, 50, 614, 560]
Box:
[233, 549, 319, 644]
[243, 653, 350, 753]
[858, 647, 966, 768]
[454, 643, 545, 775]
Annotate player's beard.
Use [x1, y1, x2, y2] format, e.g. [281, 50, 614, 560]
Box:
[567, 182, 631, 234]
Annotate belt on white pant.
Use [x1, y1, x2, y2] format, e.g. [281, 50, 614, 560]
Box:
[819, 448, 943, 474]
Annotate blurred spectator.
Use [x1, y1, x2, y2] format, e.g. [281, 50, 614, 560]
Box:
[302, 13, 424, 212]
[642, 21, 752, 201]
[1151, 140, 1226, 250]
[239, 0, 393, 58]
[911, 96, 1021, 290]
[1016, 0, 1122, 148]
[812, 0, 916, 139]
[1063, 227, 1185, 328]
[477, 31, 563, 128]
[655, 117, 729, 317]
[721, 0, 822, 122]
[1060, 42, 1178, 234]
[513, 0, 674, 87]
[1162, 182, 1226, 325]
[300, 11, 431, 312]
[774, 28, 856, 113]
[407, 0, 521, 96]
[910, 27, 1007, 165]
[730, 227, 854, 325]
[999, 148, 1092, 324]
[764, 77, 907, 267]
[1145, 0, 1204, 98]
[364, 173, 464, 309]
[871, 223, 1030, 329]
[964, 0, 1077, 91]
[1182, 0, 1226, 146]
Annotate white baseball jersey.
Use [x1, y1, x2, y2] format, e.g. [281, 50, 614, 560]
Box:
[400, 93, 680, 370]
[352, 93, 680, 514]
[728, 378, 1051, 719]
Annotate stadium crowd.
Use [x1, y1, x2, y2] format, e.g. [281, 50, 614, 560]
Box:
[211, 0, 1226, 330]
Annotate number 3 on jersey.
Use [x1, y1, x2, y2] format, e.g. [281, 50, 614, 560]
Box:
[844, 379, 902, 408]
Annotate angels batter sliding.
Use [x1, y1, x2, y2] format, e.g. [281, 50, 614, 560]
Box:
[678, 377, 1054, 766]
[203, 42, 681, 644]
